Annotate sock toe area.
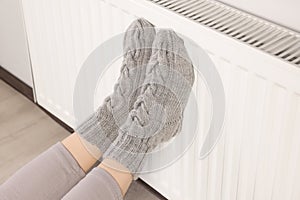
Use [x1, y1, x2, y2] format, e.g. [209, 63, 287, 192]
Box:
[153, 29, 184, 53]
[123, 18, 156, 57]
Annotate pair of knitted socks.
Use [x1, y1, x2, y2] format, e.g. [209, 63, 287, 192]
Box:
[76, 18, 195, 174]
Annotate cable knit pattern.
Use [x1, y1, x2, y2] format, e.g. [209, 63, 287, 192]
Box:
[76, 18, 156, 155]
[104, 30, 195, 174]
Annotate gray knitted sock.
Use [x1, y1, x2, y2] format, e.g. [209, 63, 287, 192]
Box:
[76, 18, 156, 155]
[103, 29, 195, 174]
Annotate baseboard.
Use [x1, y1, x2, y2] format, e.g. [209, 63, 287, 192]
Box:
[0, 65, 34, 101]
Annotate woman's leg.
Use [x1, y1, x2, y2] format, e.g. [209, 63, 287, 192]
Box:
[0, 133, 98, 200]
[62, 29, 194, 200]
[98, 159, 133, 196]
[61, 133, 99, 173]
[62, 159, 132, 200]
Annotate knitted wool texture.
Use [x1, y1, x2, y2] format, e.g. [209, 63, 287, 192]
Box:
[76, 18, 156, 155]
[103, 30, 195, 174]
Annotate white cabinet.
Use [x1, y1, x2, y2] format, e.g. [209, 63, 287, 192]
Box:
[0, 0, 32, 87]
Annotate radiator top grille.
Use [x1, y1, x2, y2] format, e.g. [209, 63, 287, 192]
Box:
[149, 0, 300, 67]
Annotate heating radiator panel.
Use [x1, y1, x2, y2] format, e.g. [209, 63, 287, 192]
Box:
[149, 0, 300, 67]
[21, 0, 300, 199]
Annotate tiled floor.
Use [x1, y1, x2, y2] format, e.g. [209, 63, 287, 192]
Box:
[0, 80, 161, 200]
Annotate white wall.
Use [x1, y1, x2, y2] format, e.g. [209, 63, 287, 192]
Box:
[0, 0, 32, 87]
[218, 0, 300, 33]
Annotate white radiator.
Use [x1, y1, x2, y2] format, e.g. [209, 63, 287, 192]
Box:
[21, 0, 300, 199]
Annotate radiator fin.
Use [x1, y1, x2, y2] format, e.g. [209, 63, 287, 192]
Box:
[149, 0, 300, 67]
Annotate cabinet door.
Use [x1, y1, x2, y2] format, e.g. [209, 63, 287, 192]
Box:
[0, 0, 32, 87]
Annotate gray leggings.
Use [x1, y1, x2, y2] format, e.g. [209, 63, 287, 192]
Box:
[0, 142, 123, 200]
